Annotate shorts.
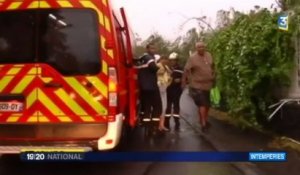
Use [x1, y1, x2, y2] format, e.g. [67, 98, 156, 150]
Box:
[189, 87, 210, 107]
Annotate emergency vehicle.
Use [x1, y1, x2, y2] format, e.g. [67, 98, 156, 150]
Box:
[0, 0, 138, 153]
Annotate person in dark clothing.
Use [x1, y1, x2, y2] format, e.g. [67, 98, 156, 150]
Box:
[165, 52, 183, 130]
[137, 43, 162, 125]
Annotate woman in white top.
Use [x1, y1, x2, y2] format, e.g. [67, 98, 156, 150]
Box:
[156, 55, 172, 131]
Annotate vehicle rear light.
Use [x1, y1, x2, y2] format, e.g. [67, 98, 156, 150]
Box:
[109, 67, 117, 87]
[109, 81, 117, 92]
[108, 67, 118, 107]
[107, 115, 116, 122]
[109, 92, 117, 107]
[106, 139, 113, 145]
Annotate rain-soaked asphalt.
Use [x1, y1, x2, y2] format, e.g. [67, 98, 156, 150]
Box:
[0, 88, 299, 175]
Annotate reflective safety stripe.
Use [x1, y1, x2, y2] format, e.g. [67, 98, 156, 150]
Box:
[6, 114, 22, 123]
[14, 65, 25, 68]
[39, 1, 50, 8]
[0, 0, 111, 123]
[57, 0, 73, 7]
[38, 89, 66, 115]
[173, 114, 180, 118]
[28, 68, 37, 75]
[101, 35, 106, 49]
[6, 117, 19, 122]
[80, 1, 104, 26]
[6, 68, 22, 75]
[107, 50, 114, 59]
[147, 59, 155, 64]
[57, 117, 72, 122]
[134, 59, 155, 69]
[142, 118, 151, 122]
[28, 1, 39, 8]
[41, 77, 53, 83]
[54, 89, 88, 115]
[11, 75, 35, 93]
[0, 77, 13, 92]
[81, 116, 95, 122]
[64, 78, 107, 114]
[102, 0, 107, 6]
[86, 77, 108, 98]
[100, 35, 114, 60]
[37, 67, 42, 74]
[7, 1, 22, 9]
[27, 116, 38, 122]
[39, 116, 50, 123]
[104, 15, 111, 32]
[27, 89, 37, 108]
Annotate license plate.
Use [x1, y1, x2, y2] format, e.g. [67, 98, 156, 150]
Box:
[0, 102, 23, 112]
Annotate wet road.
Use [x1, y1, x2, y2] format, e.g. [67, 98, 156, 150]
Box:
[0, 128, 242, 175]
[0, 88, 243, 175]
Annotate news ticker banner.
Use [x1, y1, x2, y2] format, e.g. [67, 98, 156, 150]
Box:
[20, 151, 287, 162]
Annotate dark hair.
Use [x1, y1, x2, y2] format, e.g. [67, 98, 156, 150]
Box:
[146, 43, 155, 49]
[157, 55, 168, 63]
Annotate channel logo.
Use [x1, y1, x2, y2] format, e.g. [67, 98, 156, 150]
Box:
[278, 14, 289, 31]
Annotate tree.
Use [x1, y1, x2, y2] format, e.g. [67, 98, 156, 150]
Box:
[133, 33, 172, 58]
[276, 0, 300, 11]
[216, 10, 231, 28]
[206, 8, 295, 126]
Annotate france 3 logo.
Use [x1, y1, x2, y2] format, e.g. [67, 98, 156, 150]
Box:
[278, 14, 289, 31]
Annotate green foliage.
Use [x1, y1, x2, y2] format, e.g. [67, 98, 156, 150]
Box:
[133, 6, 300, 127]
[206, 9, 296, 124]
[276, 0, 300, 11]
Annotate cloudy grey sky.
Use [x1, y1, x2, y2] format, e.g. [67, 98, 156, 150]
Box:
[115, 0, 276, 41]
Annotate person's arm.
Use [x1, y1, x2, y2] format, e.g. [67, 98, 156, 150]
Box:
[181, 71, 188, 88]
[174, 67, 184, 83]
[148, 61, 159, 73]
[181, 58, 192, 89]
[144, 55, 158, 72]
[156, 63, 164, 75]
[133, 54, 149, 69]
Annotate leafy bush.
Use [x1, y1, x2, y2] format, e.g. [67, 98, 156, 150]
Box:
[206, 9, 296, 125]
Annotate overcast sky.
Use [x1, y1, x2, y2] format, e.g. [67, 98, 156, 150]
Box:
[115, 0, 276, 41]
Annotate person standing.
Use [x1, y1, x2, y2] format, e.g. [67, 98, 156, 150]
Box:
[165, 52, 183, 131]
[156, 55, 172, 131]
[182, 42, 215, 132]
[137, 43, 162, 124]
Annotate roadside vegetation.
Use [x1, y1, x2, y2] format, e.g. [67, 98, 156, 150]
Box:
[134, 0, 300, 128]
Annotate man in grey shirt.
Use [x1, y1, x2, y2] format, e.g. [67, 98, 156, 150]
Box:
[182, 42, 215, 132]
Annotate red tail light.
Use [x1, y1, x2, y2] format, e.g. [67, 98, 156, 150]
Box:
[108, 67, 118, 117]
[108, 67, 117, 106]
[107, 115, 116, 122]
